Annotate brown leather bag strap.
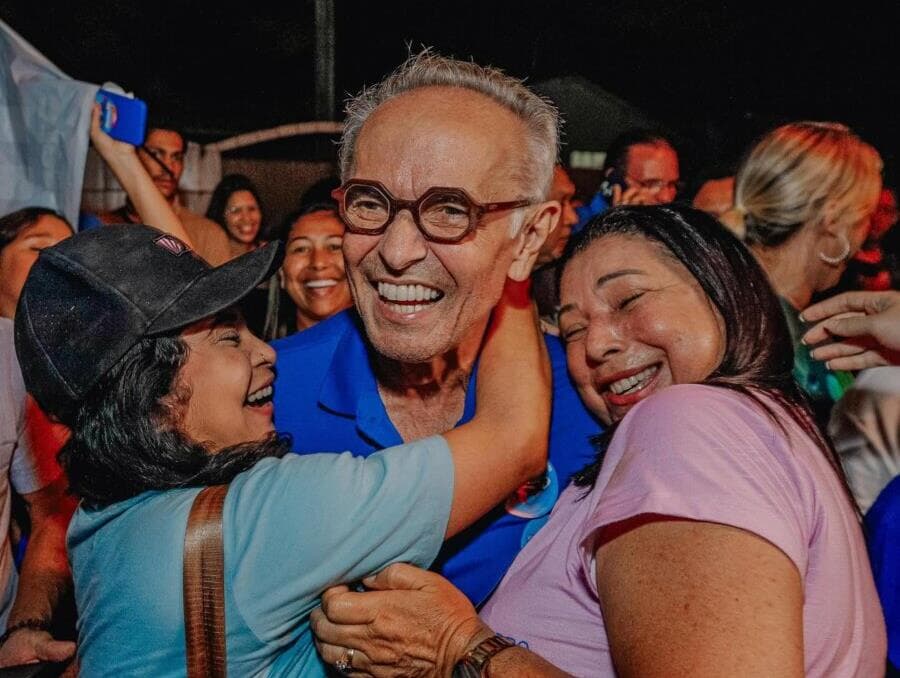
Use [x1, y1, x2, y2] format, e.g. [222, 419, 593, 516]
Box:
[184, 484, 229, 678]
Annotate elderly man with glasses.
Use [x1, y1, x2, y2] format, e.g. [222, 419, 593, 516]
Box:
[272, 52, 599, 607]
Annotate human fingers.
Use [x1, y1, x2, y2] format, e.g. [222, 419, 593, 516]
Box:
[311, 609, 368, 651]
[319, 589, 393, 625]
[802, 312, 865, 345]
[0, 634, 31, 668]
[321, 584, 351, 604]
[800, 291, 890, 323]
[362, 562, 448, 592]
[34, 638, 76, 663]
[611, 184, 623, 206]
[90, 101, 137, 158]
[808, 340, 868, 362]
[821, 351, 889, 372]
[314, 637, 374, 676]
[316, 578, 487, 678]
[89, 104, 106, 146]
[90, 103, 101, 131]
[0, 630, 75, 667]
[617, 186, 644, 206]
[803, 314, 875, 345]
[314, 607, 425, 675]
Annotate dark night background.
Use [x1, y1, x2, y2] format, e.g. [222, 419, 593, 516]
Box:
[2, 1, 897, 191]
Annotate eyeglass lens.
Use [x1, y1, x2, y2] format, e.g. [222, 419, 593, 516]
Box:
[343, 184, 474, 239]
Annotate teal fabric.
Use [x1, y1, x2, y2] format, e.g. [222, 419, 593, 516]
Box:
[69, 437, 453, 677]
[780, 298, 854, 422]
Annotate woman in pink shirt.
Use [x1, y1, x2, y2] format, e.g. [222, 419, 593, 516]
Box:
[312, 205, 885, 678]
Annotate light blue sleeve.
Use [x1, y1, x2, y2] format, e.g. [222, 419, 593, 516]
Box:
[224, 435, 454, 644]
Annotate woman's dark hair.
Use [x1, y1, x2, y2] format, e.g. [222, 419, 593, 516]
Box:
[273, 201, 339, 244]
[0, 207, 72, 251]
[145, 120, 186, 150]
[205, 174, 266, 241]
[299, 175, 341, 208]
[60, 333, 291, 509]
[562, 204, 853, 505]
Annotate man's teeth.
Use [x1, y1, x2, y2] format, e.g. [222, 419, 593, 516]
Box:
[378, 282, 441, 302]
[608, 365, 658, 395]
[247, 385, 273, 404]
[305, 279, 338, 289]
[386, 303, 429, 314]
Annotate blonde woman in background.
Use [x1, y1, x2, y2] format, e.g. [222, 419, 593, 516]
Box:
[723, 122, 882, 424]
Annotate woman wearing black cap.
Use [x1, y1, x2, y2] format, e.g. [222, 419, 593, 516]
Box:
[0, 108, 226, 671]
[14, 207, 550, 674]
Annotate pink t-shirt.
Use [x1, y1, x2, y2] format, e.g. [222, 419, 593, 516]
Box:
[481, 384, 885, 677]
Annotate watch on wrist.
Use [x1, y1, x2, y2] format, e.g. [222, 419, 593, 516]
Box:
[452, 634, 515, 677]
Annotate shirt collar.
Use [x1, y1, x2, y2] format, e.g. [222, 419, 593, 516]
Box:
[318, 311, 479, 447]
[318, 312, 377, 417]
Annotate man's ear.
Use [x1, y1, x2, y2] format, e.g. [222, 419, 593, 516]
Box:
[507, 200, 561, 282]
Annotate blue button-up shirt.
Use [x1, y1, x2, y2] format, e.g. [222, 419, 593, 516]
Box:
[273, 310, 600, 605]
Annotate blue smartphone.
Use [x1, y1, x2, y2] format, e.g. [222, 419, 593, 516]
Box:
[95, 89, 147, 146]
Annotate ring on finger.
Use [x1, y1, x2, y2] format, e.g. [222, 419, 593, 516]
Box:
[335, 647, 355, 674]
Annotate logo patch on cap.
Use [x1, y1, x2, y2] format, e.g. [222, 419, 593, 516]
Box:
[154, 234, 188, 256]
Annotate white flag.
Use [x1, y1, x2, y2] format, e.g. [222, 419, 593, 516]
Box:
[0, 19, 97, 225]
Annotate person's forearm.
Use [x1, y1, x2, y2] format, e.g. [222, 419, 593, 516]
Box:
[442, 416, 547, 538]
[101, 150, 193, 247]
[6, 513, 71, 625]
[484, 647, 573, 678]
[452, 626, 572, 678]
[0, 477, 77, 666]
[441, 281, 550, 537]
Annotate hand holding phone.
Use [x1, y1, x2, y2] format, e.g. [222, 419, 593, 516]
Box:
[95, 89, 147, 146]
[599, 169, 626, 201]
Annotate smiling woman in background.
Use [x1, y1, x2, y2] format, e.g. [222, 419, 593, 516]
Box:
[206, 173, 266, 261]
[265, 203, 352, 339]
[206, 174, 273, 334]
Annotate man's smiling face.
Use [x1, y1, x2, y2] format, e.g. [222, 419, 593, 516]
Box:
[341, 86, 535, 363]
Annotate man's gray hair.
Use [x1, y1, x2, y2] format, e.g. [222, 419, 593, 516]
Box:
[339, 50, 560, 202]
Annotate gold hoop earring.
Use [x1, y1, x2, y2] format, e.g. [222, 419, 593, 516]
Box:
[818, 233, 850, 266]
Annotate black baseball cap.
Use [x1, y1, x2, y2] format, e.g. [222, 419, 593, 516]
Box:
[15, 224, 282, 423]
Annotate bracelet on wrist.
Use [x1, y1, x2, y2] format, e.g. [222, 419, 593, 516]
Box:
[0, 618, 52, 647]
